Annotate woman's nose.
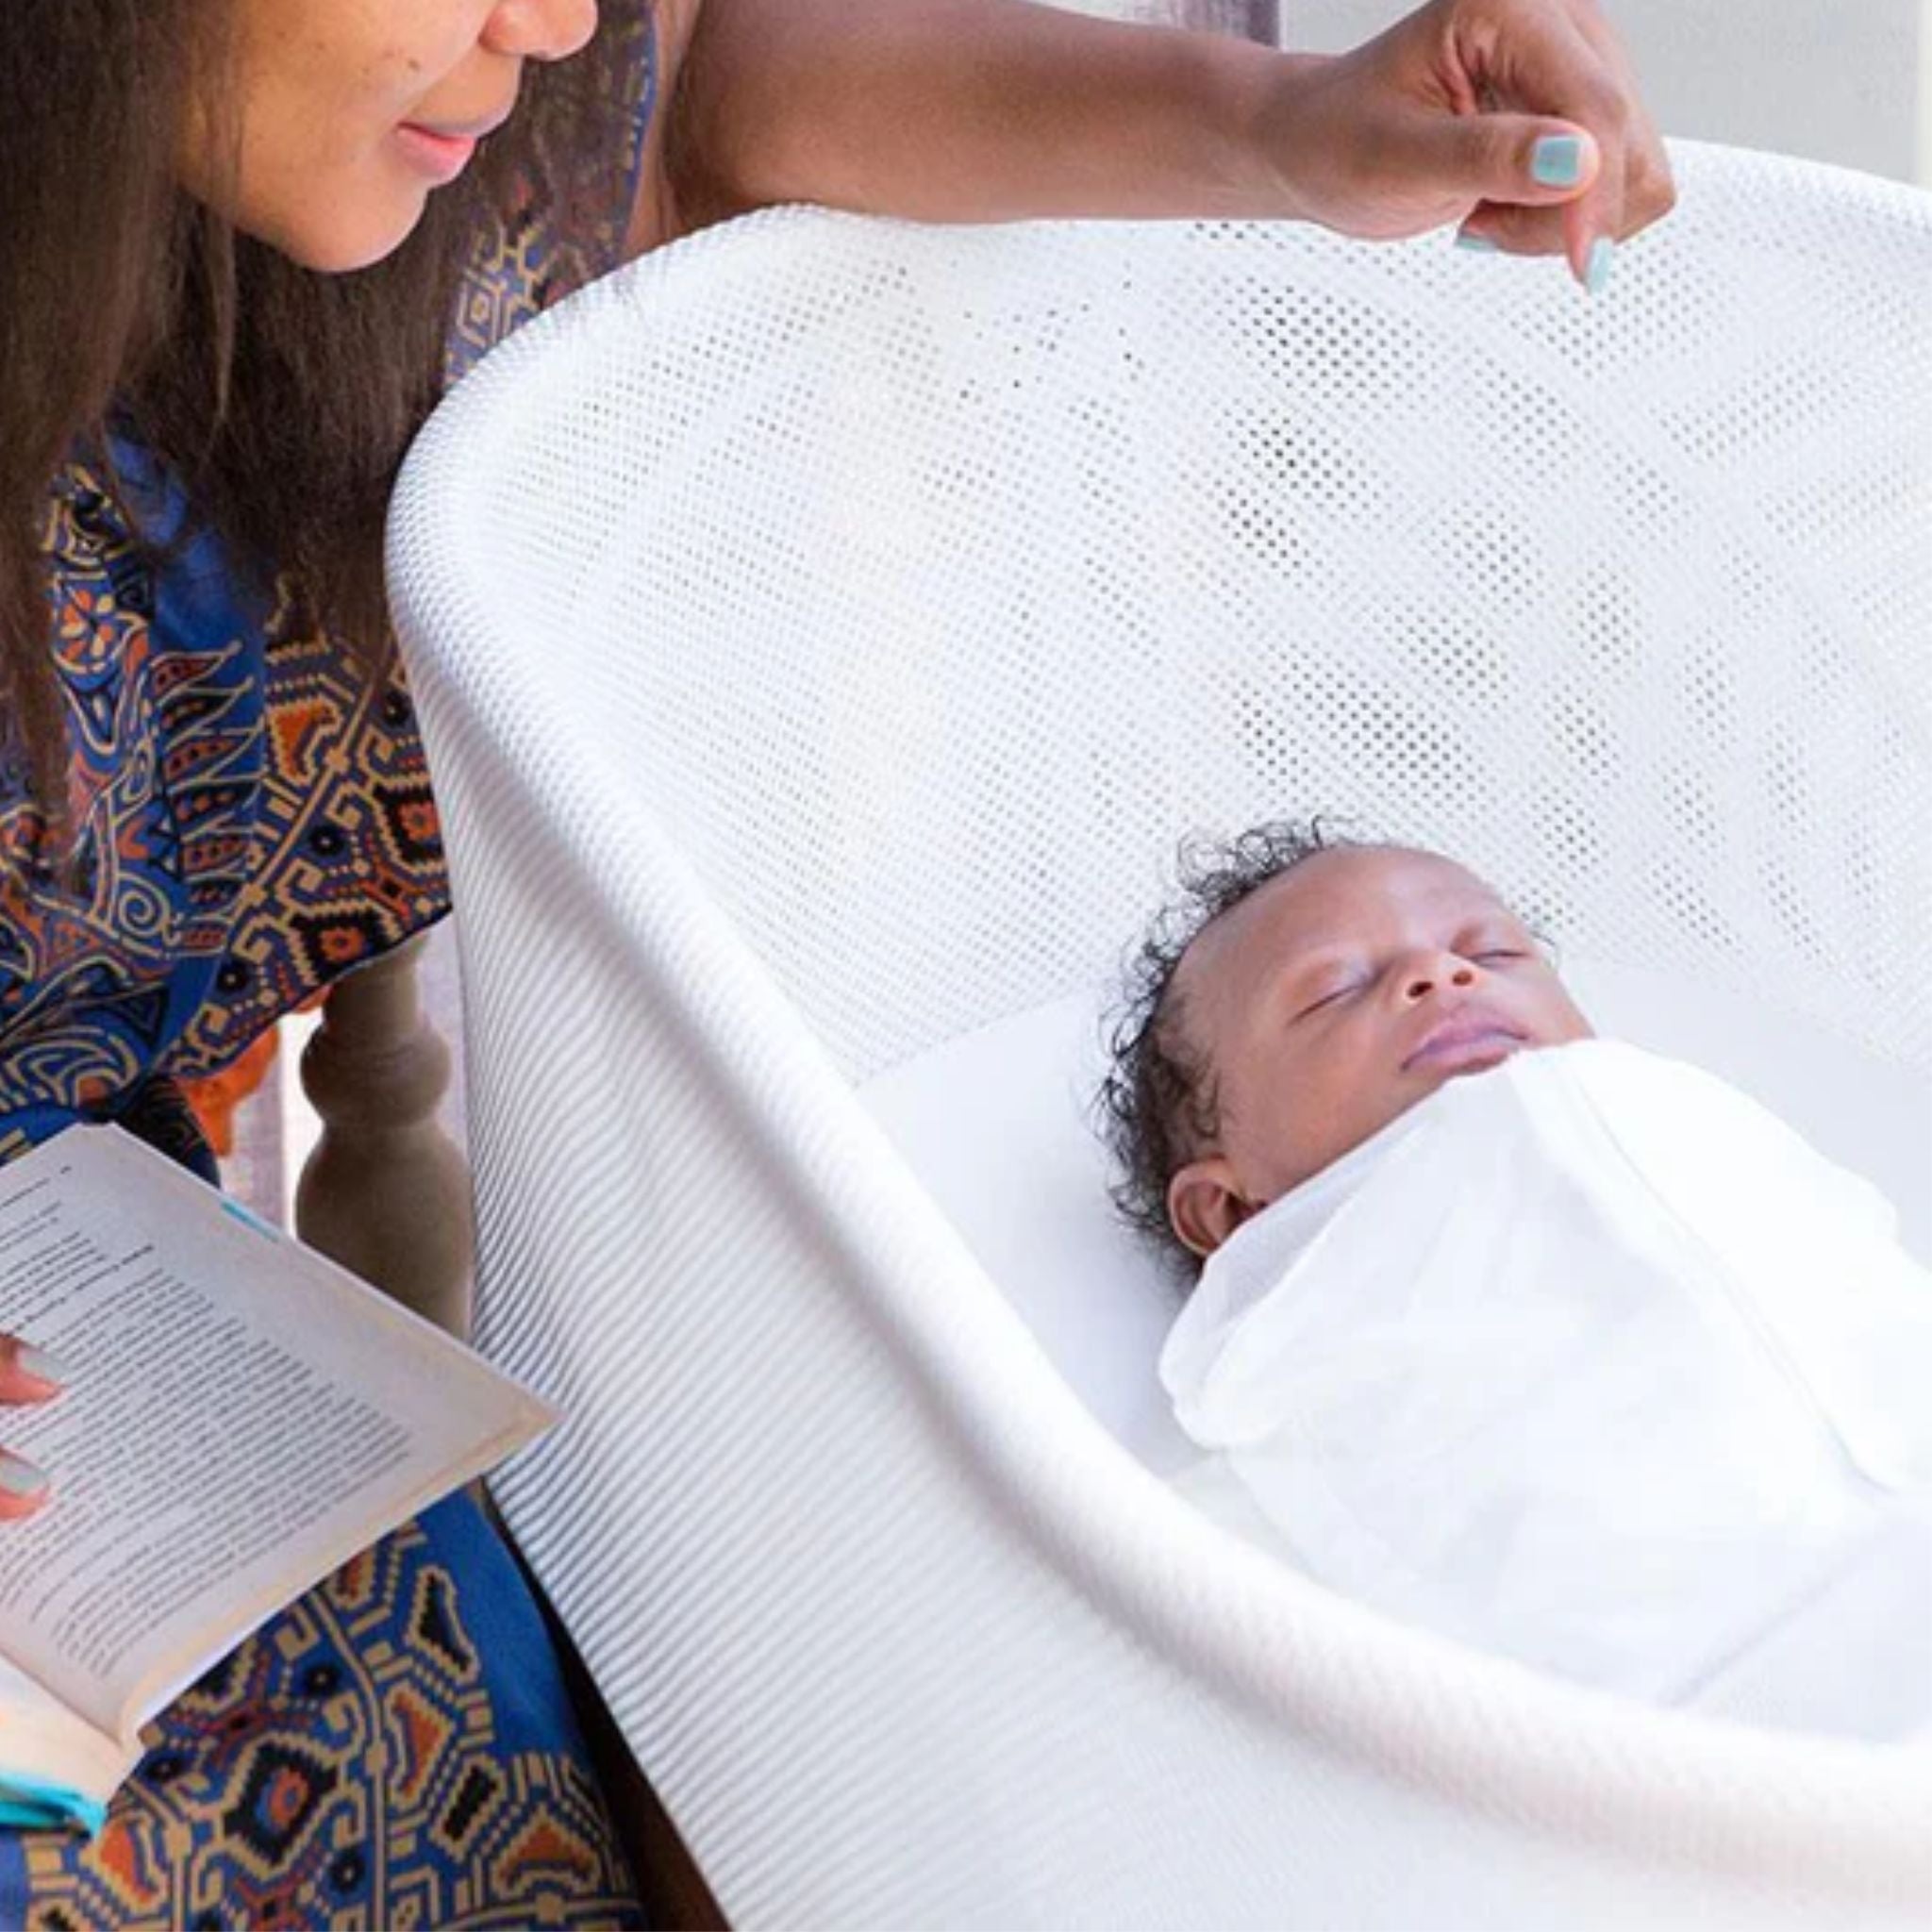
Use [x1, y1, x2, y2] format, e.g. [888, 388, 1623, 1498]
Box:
[1399, 953, 1477, 1004]
[483, 0, 599, 63]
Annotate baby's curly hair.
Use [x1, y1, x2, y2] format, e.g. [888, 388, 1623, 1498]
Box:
[1096, 819, 1360, 1276]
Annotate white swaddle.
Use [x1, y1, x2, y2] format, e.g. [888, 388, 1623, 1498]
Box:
[1161, 1041, 1932, 1728]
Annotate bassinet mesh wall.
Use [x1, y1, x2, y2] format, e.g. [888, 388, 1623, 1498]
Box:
[391, 142, 1932, 1930]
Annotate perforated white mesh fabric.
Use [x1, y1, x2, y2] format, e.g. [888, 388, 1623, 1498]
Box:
[419, 147, 1925, 1086]
[391, 143, 1932, 1930]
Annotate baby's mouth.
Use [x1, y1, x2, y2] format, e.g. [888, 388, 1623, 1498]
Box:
[1401, 1013, 1528, 1076]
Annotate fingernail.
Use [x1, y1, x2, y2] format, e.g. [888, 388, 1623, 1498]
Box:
[1455, 232, 1498, 254]
[1530, 135, 1586, 190]
[1585, 235, 1616, 295]
[0, 1453, 48, 1499]
[15, 1346, 72, 1386]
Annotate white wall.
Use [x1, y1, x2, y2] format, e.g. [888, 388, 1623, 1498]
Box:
[1276, 1, 1924, 185]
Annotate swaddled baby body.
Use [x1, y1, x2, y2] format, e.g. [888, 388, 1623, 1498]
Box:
[1100, 824, 1932, 1736]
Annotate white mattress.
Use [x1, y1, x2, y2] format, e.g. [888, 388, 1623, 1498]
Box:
[860, 957, 1932, 1470]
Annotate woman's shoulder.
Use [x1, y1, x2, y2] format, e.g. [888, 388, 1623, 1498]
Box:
[619, 0, 706, 257]
[447, 0, 666, 382]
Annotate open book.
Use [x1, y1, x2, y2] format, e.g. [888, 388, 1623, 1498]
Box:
[0, 1126, 556, 1832]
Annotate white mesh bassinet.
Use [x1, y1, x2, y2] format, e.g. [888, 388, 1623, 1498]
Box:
[389, 142, 1932, 1929]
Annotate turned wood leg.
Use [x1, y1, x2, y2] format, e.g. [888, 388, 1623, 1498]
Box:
[295, 935, 475, 1337]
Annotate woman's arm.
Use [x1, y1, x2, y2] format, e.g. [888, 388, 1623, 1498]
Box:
[672, 0, 1289, 226]
[666, 0, 1672, 284]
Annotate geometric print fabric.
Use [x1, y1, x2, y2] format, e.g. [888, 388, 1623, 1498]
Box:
[8, 1499, 641, 1930]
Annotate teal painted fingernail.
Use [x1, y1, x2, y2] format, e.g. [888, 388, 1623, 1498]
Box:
[0, 1453, 47, 1498]
[1531, 135, 1586, 189]
[1585, 235, 1616, 295]
[15, 1346, 71, 1386]
[1455, 232, 1498, 254]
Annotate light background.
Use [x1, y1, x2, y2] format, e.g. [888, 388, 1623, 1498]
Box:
[1046, 1, 1928, 184]
[1279, 1, 1922, 184]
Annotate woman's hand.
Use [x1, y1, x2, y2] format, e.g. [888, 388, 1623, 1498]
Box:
[1251, 0, 1673, 289]
[0, 1335, 64, 1519]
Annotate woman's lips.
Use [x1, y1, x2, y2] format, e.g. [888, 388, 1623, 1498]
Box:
[394, 125, 480, 183]
[1402, 1015, 1529, 1076]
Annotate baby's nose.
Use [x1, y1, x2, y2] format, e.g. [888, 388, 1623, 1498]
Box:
[1402, 956, 1477, 1002]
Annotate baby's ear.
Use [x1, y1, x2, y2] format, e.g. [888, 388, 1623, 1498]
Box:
[1168, 1157, 1257, 1259]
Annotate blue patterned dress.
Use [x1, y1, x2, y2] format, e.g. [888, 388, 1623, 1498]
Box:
[0, 17, 656, 1927]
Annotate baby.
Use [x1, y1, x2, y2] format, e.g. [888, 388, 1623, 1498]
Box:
[1099, 820, 1592, 1270]
[1102, 822, 1932, 1732]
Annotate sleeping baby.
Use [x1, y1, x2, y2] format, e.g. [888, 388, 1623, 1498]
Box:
[1100, 822, 1932, 1735]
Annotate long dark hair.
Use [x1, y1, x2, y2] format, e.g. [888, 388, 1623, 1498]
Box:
[0, 0, 642, 819]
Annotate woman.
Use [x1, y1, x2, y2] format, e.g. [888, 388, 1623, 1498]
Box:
[0, 0, 1670, 1920]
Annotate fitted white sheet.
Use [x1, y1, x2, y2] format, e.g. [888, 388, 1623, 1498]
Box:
[860, 958, 1932, 1470]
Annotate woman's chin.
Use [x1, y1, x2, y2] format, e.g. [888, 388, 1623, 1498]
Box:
[251, 190, 430, 275]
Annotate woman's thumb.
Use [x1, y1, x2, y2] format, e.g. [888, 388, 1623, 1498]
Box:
[1431, 114, 1602, 209]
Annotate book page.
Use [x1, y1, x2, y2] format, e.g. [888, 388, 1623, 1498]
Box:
[0, 1646, 130, 1815]
[0, 1128, 555, 1742]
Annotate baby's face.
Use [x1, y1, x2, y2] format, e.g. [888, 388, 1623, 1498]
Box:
[1165, 847, 1592, 1257]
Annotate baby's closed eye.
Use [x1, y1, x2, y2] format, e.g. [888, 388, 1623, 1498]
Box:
[1457, 923, 1536, 966]
[1293, 972, 1368, 1020]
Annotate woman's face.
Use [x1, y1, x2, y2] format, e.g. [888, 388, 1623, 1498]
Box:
[183, 0, 600, 272]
